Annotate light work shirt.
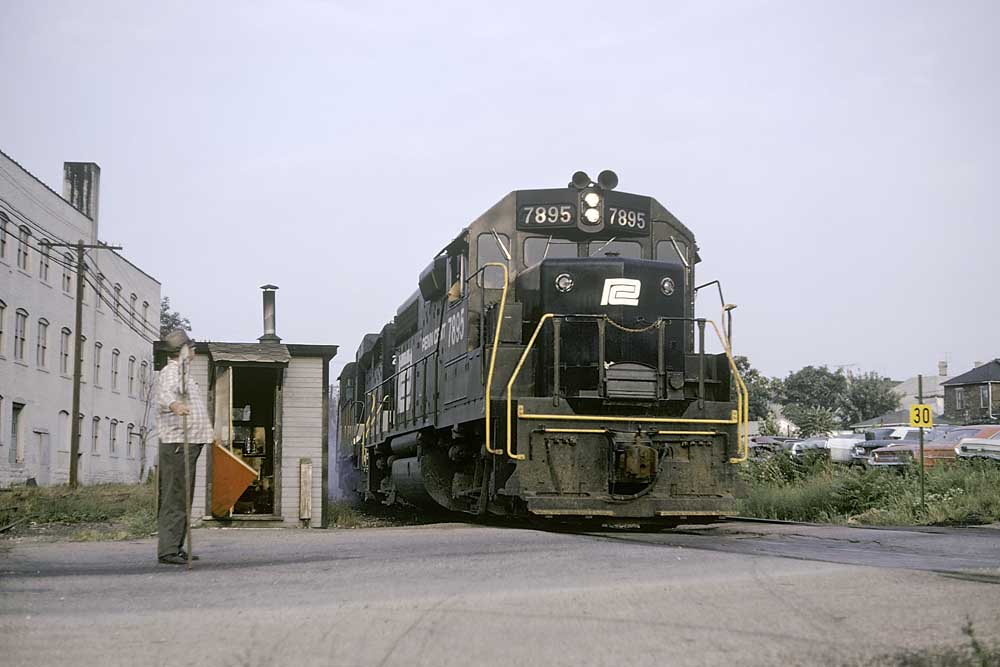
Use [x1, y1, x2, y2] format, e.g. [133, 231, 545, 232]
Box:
[156, 358, 215, 444]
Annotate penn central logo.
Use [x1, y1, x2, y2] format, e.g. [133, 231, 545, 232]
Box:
[600, 278, 641, 306]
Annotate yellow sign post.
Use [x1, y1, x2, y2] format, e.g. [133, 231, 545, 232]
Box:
[909, 404, 933, 428]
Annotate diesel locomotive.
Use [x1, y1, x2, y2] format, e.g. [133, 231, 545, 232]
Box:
[337, 171, 748, 524]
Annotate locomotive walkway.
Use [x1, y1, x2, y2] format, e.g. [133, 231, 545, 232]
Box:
[2, 522, 999, 666]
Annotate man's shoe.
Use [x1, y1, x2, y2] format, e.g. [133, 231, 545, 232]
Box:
[177, 550, 200, 561]
[158, 553, 187, 565]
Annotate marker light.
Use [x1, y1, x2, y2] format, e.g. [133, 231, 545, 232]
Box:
[583, 208, 601, 223]
[555, 273, 575, 293]
[660, 277, 675, 296]
[583, 192, 601, 207]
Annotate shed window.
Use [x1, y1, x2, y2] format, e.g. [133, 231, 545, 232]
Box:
[981, 385, 989, 409]
[476, 232, 510, 289]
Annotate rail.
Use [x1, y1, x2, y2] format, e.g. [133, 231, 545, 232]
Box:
[504, 313, 749, 462]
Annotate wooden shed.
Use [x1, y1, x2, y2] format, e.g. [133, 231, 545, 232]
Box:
[156, 286, 337, 527]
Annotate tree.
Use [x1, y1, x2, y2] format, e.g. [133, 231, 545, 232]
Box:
[782, 365, 848, 418]
[794, 406, 838, 438]
[758, 411, 781, 436]
[160, 297, 192, 338]
[733, 355, 779, 421]
[839, 372, 900, 426]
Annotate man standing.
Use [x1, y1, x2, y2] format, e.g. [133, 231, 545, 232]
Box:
[156, 329, 214, 565]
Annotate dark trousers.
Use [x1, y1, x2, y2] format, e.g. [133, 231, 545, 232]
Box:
[157, 443, 204, 558]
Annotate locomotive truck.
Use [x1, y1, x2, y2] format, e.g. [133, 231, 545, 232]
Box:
[337, 170, 747, 525]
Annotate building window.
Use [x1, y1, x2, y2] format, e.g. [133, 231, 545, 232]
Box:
[0, 300, 6, 356]
[16, 226, 30, 271]
[141, 301, 149, 325]
[39, 241, 50, 282]
[59, 410, 70, 452]
[140, 360, 149, 399]
[62, 254, 73, 293]
[0, 211, 8, 258]
[14, 309, 28, 361]
[36, 318, 48, 368]
[114, 284, 122, 316]
[126, 423, 134, 458]
[111, 349, 120, 390]
[128, 356, 136, 395]
[981, 385, 990, 409]
[60, 328, 71, 375]
[91, 417, 100, 453]
[95, 274, 105, 311]
[956, 390, 965, 410]
[11, 402, 25, 464]
[93, 342, 103, 386]
[110, 420, 118, 455]
[80, 335, 87, 382]
[129, 293, 137, 323]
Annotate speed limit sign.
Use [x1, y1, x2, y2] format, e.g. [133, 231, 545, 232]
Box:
[909, 404, 933, 428]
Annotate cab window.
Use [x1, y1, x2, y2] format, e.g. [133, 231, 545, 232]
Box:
[523, 237, 578, 267]
[655, 239, 688, 264]
[476, 232, 510, 288]
[588, 240, 642, 259]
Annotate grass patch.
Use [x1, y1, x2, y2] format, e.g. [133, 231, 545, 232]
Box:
[327, 499, 439, 528]
[741, 453, 1000, 526]
[0, 481, 157, 540]
[849, 619, 1000, 666]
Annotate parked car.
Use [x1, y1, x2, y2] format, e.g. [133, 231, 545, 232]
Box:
[852, 427, 945, 465]
[827, 433, 867, 463]
[869, 425, 1000, 468]
[956, 432, 1000, 462]
[790, 436, 829, 458]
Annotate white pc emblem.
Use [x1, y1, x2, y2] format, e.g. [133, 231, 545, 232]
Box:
[600, 278, 641, 306]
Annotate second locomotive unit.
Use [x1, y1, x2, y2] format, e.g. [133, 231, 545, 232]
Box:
[337, 170, 747, 524]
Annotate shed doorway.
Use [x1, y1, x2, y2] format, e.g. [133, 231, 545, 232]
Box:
[213, 365, 282, 517]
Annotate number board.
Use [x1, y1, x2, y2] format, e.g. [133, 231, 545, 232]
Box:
[909, 404, 933, 428]
[603, 191, 651, 236]
[516, 189, 577, 230]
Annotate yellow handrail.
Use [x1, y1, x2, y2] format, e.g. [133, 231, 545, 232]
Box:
[707, 319, 750, 463]
[504, 314, 749, 462]
[505, 313, 554, 459]
[482, 262, 509, 455]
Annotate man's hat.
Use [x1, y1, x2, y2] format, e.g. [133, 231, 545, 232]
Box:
[162, 328, 194, 353]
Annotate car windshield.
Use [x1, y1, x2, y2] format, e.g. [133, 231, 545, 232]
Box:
[869, 428, 894, 440]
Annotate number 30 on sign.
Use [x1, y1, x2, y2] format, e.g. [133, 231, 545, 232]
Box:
[909, 404, 933, 428]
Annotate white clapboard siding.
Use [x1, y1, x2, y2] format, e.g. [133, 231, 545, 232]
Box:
[279, 357, 324, 526]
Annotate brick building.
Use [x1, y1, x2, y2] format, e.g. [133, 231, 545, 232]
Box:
[1, 150, 160, 486]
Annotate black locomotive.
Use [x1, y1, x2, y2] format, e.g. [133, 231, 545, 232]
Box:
[337, 171, 747, 524]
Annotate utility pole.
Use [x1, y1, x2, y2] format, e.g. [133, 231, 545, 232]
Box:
[50, 240, 122, 487]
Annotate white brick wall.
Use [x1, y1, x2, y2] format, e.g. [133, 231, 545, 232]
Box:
[0, 151, 161, 488]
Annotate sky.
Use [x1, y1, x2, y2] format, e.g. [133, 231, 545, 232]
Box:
[2, 0, 997, 382]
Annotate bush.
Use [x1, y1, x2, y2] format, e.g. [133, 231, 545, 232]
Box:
[741, 455, 1000, 526]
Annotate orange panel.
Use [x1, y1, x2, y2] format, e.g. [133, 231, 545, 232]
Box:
[211, 444, 258, 516]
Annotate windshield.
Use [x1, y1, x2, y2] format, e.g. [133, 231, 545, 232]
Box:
[588, 240, 642, 259]
[523, 237, 578, 266]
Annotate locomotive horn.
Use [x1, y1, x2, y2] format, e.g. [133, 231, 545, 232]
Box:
[570, 171, 591, 189]
[597, 170, 619, 190]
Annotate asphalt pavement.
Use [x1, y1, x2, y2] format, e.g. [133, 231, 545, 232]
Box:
[2, 521, 999, 666]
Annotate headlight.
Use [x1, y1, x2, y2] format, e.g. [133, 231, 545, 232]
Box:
[554, 273, 574, 293]
[660, 276, 675, 296]
[583, 207, 601, 223]
[583, 192, 601, 207]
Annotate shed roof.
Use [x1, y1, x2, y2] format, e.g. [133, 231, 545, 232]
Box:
[207, 342, 291, 364]
[942, 360, 1000, 386]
